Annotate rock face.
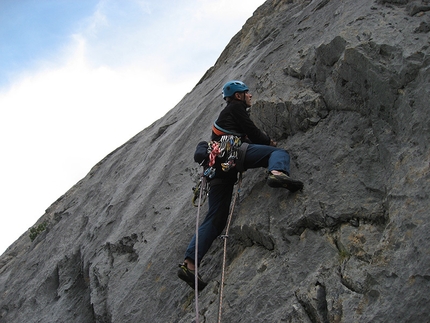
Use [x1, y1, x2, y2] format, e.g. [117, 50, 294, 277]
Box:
[1, 0, 429, 322]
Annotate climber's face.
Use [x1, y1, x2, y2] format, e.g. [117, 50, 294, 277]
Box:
[244, 91, 252, 107]
[233, 90, 252, 107]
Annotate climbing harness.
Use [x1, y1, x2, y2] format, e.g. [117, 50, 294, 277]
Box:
[212, 121, 244, 137]
[207, 134, 242, 175]
[192, 135, 243, 207]
[217, 172, 243, 323]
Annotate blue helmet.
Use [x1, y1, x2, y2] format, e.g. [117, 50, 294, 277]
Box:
[222, 80, 249, 99]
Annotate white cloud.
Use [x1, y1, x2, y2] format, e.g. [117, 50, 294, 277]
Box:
[84, 5, 109, 37]
[135, 0, 152, 15]
[1, 33, 193, 168]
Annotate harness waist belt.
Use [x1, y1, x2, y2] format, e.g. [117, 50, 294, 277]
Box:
[212, 121, 244, 137]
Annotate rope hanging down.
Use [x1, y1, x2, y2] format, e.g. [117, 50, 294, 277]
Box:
[193, 175, 207, 323]
[217, 172, 243, 323]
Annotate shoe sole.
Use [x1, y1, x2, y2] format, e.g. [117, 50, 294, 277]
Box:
[267, 176, 304, 191]
[177, 265, 207, 291]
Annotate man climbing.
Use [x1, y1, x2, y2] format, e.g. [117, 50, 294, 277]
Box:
[178, 80, 304, 291]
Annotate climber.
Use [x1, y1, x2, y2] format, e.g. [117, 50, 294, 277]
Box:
[178, 80, 304, 291]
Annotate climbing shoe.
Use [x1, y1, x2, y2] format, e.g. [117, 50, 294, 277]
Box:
[267, 172, 304, 192]
[177, 263, 207, 291]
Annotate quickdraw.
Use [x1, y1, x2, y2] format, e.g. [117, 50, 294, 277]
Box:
[219, 135, 241, 172]
[192, 176, 209, 207]
[208, 135, 242, 174]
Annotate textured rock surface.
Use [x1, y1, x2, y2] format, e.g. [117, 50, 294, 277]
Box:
[1, 0, 429, 322]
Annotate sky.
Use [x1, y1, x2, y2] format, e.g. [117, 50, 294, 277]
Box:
[0, 0, 266, 255]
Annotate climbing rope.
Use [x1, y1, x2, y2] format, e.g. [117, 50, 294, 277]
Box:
[217, 172, 243, 323]
[193, 174, 207, 323]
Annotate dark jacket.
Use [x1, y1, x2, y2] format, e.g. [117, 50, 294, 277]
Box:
[212, 100, 271, 145]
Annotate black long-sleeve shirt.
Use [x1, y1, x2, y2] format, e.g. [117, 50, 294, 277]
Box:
[211, 100, 271, 145]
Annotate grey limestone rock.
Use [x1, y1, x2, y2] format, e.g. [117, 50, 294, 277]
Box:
[1, 0, 429, 322]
